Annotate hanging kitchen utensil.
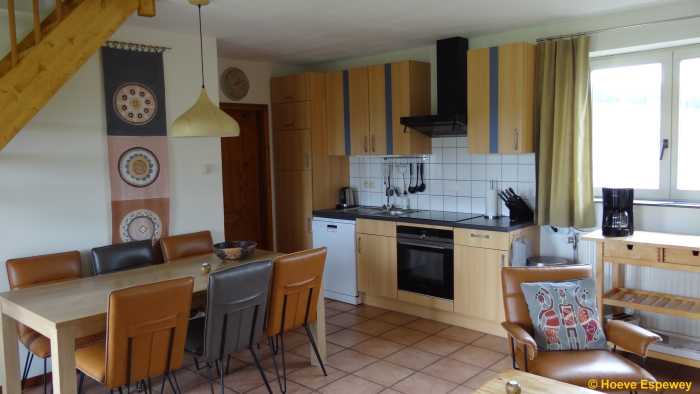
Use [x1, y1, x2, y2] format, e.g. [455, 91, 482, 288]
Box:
[408, 163, 416, 194]
[417, 162, 426, 192]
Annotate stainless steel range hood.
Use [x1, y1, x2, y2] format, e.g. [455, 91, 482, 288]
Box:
[400, 37, 468, 137]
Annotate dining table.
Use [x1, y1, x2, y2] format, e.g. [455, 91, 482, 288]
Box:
[0, 249, 327, 394]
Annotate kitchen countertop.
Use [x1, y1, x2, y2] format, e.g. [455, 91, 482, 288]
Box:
[313, 207, 534, 232]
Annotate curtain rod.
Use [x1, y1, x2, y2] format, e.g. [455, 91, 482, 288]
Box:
[536, 13, 700, 42]
[103, 40, 171, 53]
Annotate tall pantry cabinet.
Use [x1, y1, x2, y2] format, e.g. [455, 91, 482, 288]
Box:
[271, 73, 349, 253]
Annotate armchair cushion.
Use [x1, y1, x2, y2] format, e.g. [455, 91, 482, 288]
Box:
[520, 278, 607, 351]
[605, 320, 661, 358]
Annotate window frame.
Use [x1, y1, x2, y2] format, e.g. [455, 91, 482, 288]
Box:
[670, 45, 700, 202]
[590, 49, 673, 201]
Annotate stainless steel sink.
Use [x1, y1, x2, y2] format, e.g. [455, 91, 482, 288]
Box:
[353, 207, 421, 216]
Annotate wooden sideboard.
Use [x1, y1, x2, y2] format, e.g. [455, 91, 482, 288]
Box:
[583, 229, 700, 368]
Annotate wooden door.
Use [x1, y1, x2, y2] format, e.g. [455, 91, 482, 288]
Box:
[220, 104, 273, 250]
[454, 245, 507, 323]
[348, 67, 370, 155]
[325, 71, 346, 156]
[271, 74, 309, 103]
[357, 233, 397, 299]
[499, 42, 535, 154]
[275, 170, 313, 253]
[368, 64, 387, 155]
[275, 130, 311, 171]
[467, 48, 491, 154]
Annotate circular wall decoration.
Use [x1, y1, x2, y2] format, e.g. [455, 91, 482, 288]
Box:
[113, 83, 158, 125]
[119, 209, 163, 242]
[221, 67, 250, 101]
[118, 147, 160, 188]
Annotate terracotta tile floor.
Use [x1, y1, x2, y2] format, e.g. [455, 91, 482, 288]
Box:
[23, 298, 700, 393]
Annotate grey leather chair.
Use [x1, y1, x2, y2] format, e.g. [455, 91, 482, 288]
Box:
[185, 260, 274, 394]
[91, 240, 158, 275]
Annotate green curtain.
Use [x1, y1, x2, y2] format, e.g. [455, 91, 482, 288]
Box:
[536, 35, 596, 228]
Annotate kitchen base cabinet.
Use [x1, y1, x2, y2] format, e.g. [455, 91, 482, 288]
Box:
[357, 233, 397, 299]
[454, 245, 508, 324]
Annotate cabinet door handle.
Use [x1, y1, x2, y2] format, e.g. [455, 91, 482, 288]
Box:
[513, 128, 519, 151]
[500, 254, 506, 267]
[307, 218, 312, 233]
[470, 233, 491, 239]
[364, 136, 368, 153]
[357, 236, 362, 254]
[304, 153, 310, 169]
[371, 135, 376, 153]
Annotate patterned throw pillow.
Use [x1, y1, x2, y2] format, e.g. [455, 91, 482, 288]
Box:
[520, 278, 607, 351]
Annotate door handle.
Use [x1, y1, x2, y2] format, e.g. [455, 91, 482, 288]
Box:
[660, 138, 669, 160]
[304, 153, 310, 169]
[357, 236, 362, 254]
[364, 136, 368, 153]
[371, 135, 376, 153]
[513, 128, 519, 151]
[500, 254, 506, 267]
[470, 233, 491, 239]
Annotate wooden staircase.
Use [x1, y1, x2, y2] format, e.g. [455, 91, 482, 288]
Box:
[0, 0, 156, 152]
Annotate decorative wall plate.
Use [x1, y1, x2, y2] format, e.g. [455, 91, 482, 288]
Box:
[119, 208, 162, 242]
[118, 147, 160, 188]
[221, 67, 250, 101]
[113, 82, 158, 125]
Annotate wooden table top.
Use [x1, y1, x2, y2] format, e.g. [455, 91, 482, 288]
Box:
[0, 249, 282, 328]
[582, 229, 700, 249]
[475, 370, 601, 394]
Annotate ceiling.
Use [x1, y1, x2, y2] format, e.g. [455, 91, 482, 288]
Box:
[125, 0, 672, 64]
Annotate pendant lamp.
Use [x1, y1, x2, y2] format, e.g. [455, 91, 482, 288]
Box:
[171, 0, 239, 137]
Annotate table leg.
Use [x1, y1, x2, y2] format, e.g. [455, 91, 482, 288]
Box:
[595, 241, 605, 323]
[49, 325, 77, 394]
[0, 308, 21, 394]
[309, 286, 326, 366]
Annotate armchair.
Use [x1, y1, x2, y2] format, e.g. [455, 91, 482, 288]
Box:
[501, 265, 661, 390]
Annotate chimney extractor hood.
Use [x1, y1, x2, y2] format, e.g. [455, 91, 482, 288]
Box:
[400, 37, 468, 137]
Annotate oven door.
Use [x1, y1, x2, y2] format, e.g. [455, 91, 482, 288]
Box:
[397, 238, 454, 300]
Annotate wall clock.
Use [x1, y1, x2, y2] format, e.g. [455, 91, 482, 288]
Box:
[221, 67, 250, 101]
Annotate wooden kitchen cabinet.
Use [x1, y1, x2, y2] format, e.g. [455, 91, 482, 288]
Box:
[348, 67, 372, 155]
[275, 170, 313, 253]
[325, 70, 347, 156]
[367, 64, 388, 155]
[454, 245, 508, 324]
[272, 72, 349, 253]
[275, 130, 311, 170]
[271, 102, 310, 131]
[356, 232, 397, 299]
[271, 73, 309, 103]
[468, 42, 535, 154]
[390, 60, 432, 155]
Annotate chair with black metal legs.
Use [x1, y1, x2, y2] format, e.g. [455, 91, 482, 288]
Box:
[185, 260, 274, 394]
[6, 250, 101, 394]
[265, 248, 328, 393]
[75, 277, 194, 394]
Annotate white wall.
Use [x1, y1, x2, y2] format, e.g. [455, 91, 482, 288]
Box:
[0, 23, 224, 377]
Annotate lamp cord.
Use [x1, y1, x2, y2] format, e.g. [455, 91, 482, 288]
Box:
[198, 4, 205, 88]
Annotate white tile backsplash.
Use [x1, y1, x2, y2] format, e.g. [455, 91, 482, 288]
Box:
[348, 137, 537, 213]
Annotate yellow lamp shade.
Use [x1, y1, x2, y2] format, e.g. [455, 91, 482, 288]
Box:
[171, 88, 240, 137]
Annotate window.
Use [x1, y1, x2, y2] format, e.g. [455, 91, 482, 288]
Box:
[591, 45, 700, 202]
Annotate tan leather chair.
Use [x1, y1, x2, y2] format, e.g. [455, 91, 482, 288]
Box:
[75, 277, 194, 393]
[266, 248, 327, 393]
[160, 231, 214, 261]
[501, 265, 661, 390]
[6, 251, 98, 392]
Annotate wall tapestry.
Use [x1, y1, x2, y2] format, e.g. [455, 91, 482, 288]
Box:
[101, 43, 170, 243]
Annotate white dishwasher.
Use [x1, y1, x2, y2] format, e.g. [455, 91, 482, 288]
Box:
[312, 217, 359, 305]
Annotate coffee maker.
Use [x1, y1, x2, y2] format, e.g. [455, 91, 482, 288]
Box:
[602, 188, 634, 237]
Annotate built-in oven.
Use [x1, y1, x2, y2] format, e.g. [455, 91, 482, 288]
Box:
[396, 225, 454, 300]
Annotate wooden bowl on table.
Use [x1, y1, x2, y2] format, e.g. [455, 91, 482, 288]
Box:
[213, 241, 257, 261]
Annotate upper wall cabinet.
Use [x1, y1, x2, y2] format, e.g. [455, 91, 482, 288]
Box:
[467, 42, 535, 154]
[325, 61, 431, 156]
[271, 73, 309, 103]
